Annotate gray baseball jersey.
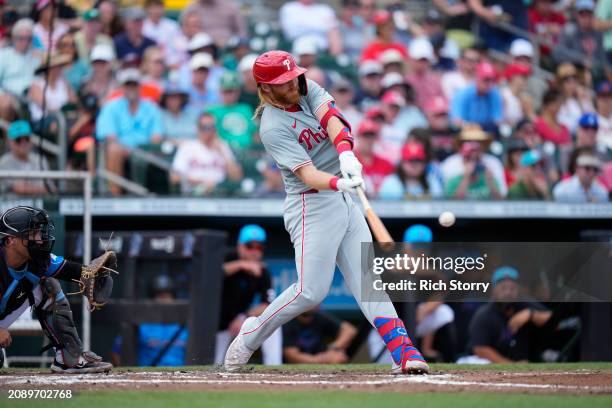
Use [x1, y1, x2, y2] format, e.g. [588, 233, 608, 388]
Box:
[259, 79, 341, 194]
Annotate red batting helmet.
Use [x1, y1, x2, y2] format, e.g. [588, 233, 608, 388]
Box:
[253, 50, 307, 85]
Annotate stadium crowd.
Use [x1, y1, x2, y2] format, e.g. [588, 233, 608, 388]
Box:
[0, 0, 611, 202]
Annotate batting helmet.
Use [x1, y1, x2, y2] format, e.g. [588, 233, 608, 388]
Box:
[253, 50, 307, 85]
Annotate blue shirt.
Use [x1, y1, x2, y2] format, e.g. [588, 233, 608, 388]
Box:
[137, 323, 188, 366]
[450, 84, 503, 129]
[96, 97, 164, 148]
[113, 34, 156, 63]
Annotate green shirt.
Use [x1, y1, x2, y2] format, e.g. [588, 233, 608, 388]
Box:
[597, 0, 612, 51]
[205, 103, 257, 150]
[445, 173, 497, 200]
[507, 181, 547, 200]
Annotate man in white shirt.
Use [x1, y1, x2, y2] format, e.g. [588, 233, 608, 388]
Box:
[143, 0, 181, 66]
[279, 0, 342, 55]
[171, 112, 242, 195]
[553, 154, 609, 202]
[441, 47, 478, 101]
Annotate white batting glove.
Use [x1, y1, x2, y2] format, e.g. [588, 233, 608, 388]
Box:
[339, 151, 363, 180]
[336, 176, 365, 194]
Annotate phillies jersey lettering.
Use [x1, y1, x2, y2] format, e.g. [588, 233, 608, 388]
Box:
[260, 79, 341, 194]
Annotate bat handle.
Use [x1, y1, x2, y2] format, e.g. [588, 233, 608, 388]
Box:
[356, 186, 371, 211]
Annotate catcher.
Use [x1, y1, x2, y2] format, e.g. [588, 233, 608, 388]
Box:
[0, 206, 116, 373]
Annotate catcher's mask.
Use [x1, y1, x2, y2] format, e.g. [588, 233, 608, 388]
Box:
[0, 206, 56, 270]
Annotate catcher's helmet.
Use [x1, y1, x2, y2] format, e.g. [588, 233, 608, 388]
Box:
[253, 50, 307, 85]
[0, 206, 55, 252]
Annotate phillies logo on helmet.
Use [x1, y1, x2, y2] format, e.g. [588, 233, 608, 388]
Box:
[253, 50, 308, 85]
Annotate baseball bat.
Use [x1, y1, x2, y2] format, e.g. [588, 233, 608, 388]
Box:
[355, 186, 394, 245]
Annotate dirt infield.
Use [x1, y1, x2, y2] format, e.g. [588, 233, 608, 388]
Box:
[2, 368, 611, 395]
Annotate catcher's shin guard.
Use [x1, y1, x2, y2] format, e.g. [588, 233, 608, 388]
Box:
[36, 278, 83, 368]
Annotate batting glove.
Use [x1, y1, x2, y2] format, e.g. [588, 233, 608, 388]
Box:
[339, 151, 363, 180]
[336, 176, 365, 194]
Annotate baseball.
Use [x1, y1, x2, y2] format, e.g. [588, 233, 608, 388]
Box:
[439, 211, 456, 227]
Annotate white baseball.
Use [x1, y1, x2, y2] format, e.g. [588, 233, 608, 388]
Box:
[439, 211, 456, 227]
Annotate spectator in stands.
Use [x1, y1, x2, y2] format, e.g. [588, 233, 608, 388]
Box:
[96, 0, 123, 38]
[73, 9, 112, 63]
[379, 141, 443, 200]
[575, 113, 602, 154]
[329, 77, 362, 128]
[140, 46, 166, 92]
[507, 150, 550, 200]
[468, 267, 553, 363]
[354, 60, 383, 112]
[96, 68, 163, 195]
[292, 36, 319, 70]
[379, 49, 406, 76]
[596, 81, 612, 153]
[206, 71, 256, 150]
[28, 53, 77, 122]
[221, 36, 251, 71]
[160, 85, 197, 143]
[504, 137, 530, 187]
[405, 37, 445, 113]
[339, 0, 374, 62]
[80, 44, 117, 102]
[215, 225, 282, 365]
[279, 0, 342, 55]
[433, 0, 472, 33]
[509, 39, 547, 110]
[162, 9, 201, 70]
[553, 152, 608, 202]
[468, 0, 529, 51]
[0, 18, 40, 97]
[56, 32, 90, 93]
[555, 63, 595, 135]
[553, 0, 607, 76]
[354, 119, 394, 195]
[113, 7, 156, 65]
[442, 125, 505, 199]
[33, 0, 68, 51]
[0, 120, 51, 195]
[177, 32, 223, 96]
[534, 89, 571, 146]
[441, 47, 479, 101]
[596, 0, 612, 62]
[237, 54, 259, 110]
[450, 61, 503, 134]
[528, 0, 566, 60]
[143, 0, 181, 67]
[254, 159, 285, 198]
[283, 309, 357, 364]
[376, 90, 428, 164]
[182, 0, 246, 47]
[360, 10, 408, 62]
[423, 97, 458, 163]
[185, 52, 221, 112]
[170, 112, 242, 195]
[501, 62, 534, 127]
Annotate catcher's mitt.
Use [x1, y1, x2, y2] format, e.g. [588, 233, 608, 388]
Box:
[78, 251, 118, 311]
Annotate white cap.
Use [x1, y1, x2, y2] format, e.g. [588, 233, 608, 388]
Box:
[292, 36, 318, 56]
[359, 60, 383, 77]
[381, 72, 404, 89]
[188, 32, 214, 52]
[190, 52, 214, 70]
[238, 53, 258, 72]
[379, 49, 404, 65]
[117, 68, 141, 85]
[90, 43, 115, 62]
[509, 38, 534, 58]
[409, 37, 435, 63]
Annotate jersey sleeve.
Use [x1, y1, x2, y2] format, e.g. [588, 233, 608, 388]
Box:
[260, 126, 312, 173]
[303, 79, 334, 116]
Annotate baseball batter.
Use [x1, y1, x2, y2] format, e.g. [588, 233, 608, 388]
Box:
[224, 51, 428, 374]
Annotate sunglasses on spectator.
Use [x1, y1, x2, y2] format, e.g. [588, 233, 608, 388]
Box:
[562, 75, 577, 82]
[14, 35, 32, 41]
[14, 136, 31, 144]
[198, 123, 216, 131]
[580, 125, 598, 131]
[245, 241, 265, 251]
[580, 165, 600, 173]
[152, 59, 165, 65]
[361, 132, 377, 138]
[405, 159, 425, 164]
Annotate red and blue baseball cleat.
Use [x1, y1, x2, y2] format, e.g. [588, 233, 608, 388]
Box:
[374, 317, 429, 375]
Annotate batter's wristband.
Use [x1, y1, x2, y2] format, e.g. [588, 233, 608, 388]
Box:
[334, 128, 354, 152]
[329, 176, 340, 191]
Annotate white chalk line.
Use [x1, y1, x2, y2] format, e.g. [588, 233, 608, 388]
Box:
[2, 371, 611, 392]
